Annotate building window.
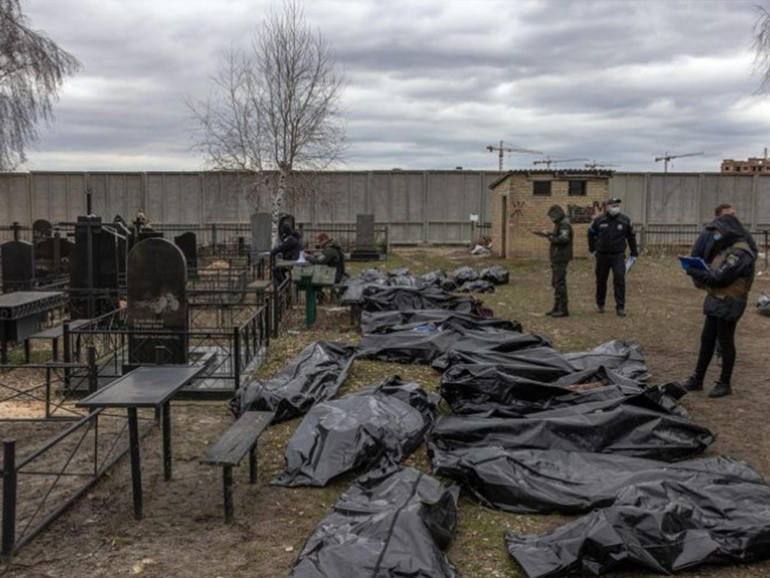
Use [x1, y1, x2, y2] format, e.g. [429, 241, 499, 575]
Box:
[532, 181, 551, 196]
[568, 180, 587, 196]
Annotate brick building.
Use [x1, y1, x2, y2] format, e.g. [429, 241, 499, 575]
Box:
[490, 169, 614, 260]
[721, 154, 770, 174]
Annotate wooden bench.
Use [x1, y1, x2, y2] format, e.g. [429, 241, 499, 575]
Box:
[200, 410, 275, 523]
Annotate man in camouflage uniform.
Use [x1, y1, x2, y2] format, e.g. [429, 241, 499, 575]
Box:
[545, 205, 573, 318]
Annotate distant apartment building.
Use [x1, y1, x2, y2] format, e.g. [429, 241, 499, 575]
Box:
[721, 150, 770, 174]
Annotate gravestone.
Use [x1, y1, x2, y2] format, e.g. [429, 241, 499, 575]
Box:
[127, 237, 188, 365]
[70, 216, 121, 319]
[250, 213, 273, 261]
[351, 214, 380, 261]
[174, 232, 198, 278]
[32, 219, 53, 245]
[35, 233, 73, 277]
[355, 214, 375, 250]
[1, 240, 35, 292]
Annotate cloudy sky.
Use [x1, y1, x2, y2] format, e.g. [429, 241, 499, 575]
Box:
[18, 0, 770, 173]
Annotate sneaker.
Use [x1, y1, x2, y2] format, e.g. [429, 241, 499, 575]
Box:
[616, 308, 626, 317]
[597, 305, 605, 313]
[708, 381, 732, 398]
[681, 375, 703, 391]
[550, 310, 569, 318]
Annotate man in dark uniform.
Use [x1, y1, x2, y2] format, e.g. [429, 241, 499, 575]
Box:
[588, 197, 638, 316]
[545, 205, 573, 318]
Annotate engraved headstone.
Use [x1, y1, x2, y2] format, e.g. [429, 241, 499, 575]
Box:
[355, 214, 376, 250]
[127, 237, 188, 365]
[35, 233, 73, 277]
[1, 240, 35, 292]
[174, 232, 198, 278]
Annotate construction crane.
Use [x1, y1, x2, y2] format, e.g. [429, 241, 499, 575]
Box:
[486, 141, 542, 171]
[584, 161, 619, 169]
[654, 151, 704, 173]
[533, 157, 588, 169]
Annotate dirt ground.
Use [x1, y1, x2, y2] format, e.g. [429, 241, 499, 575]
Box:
[2, 248, 770, 578]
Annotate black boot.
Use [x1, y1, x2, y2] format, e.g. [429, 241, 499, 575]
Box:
[550, 309, 569, 318]
[681, 375, 703, 391]
[708, 381, 732, 398]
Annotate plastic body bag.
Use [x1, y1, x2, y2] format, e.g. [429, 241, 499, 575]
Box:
[431, 448, 758, 515]
[274, 377, 437, 487]
[290, 467, 459, 578]
[231, 341, 356, 423]
[479, 265, 510, 284]
[428, 400, 714, 462]
[358, 326, 548, 365]
[506, 475, 770, 577]
[360, 309, 521, 335]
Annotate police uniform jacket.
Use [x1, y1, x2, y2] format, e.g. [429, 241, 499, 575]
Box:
[687, 215, 756, 321]
[588, 213, 638, 257]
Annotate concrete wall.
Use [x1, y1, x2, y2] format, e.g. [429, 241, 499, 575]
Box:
[2, 170, 769, 244]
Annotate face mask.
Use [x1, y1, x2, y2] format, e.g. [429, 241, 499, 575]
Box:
[608, 206, 620, 216]
[713, 233, 723, 241]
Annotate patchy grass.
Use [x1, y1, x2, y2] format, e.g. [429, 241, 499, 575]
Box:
[4, 248, 770, 577]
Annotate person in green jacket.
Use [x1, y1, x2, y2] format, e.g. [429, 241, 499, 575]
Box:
[544, 205, 573, 318]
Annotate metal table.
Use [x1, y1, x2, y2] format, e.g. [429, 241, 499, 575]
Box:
[0, 291, 67, 363]
[76, 365, 206, 519]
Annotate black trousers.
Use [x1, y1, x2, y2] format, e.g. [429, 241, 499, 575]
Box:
[595, 253, 626, 310]
[551, 262, 568, 312]
[695, 315, 737, 384]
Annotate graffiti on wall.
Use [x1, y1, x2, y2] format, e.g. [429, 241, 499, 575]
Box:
[568, 201, 602, 224]
[508, 200, 526, 222]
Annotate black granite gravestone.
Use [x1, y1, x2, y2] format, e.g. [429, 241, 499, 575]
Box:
[35, 233, 73, 277]
[174, 232, 198, 278]
[127, 237, 188, 365]
[32, 219, 53, 245]
[1, 240, 35, 292]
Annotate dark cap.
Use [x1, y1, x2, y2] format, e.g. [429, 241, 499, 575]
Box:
[606, 197, 622, 205]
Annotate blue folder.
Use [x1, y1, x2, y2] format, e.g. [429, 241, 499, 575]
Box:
[678, 256, 709, 272]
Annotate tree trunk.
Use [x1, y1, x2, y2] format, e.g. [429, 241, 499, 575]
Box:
[272, 166, 288, 245]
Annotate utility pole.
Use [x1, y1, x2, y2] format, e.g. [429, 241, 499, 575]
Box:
[486, 141, 542, 171]
[654, 151, 704, 173]
[533, 157, 588, 169]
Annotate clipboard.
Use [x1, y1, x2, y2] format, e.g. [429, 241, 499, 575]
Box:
[678, 255, 709, 272]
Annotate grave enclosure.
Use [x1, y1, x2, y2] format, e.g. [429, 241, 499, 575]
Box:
[0, 203, 300, 559]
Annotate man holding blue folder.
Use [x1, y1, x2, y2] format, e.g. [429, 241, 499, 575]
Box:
[681, 214, 756, 398]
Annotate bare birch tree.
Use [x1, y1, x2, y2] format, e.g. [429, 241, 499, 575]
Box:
[0, 0, 80, 170]
[753, 6, 770, 92]
[189, 0, 344, 242]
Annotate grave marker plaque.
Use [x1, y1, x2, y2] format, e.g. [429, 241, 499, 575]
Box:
[127, 237, 188, 365]
[1, 240, 35, 292]
[174, 232, 198, 278]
